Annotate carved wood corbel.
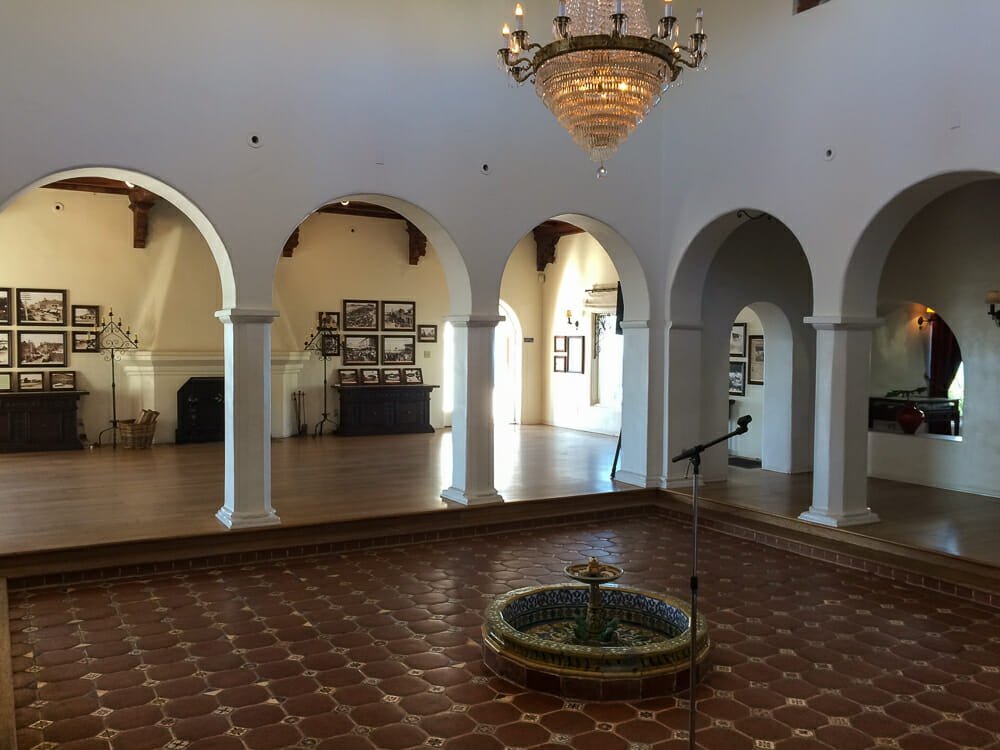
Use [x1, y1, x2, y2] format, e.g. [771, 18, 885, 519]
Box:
[127, 187, 157, 249]
[282, 227, 300, 258]
[406, 221, 427, 265]
[534, 225, 560, 272]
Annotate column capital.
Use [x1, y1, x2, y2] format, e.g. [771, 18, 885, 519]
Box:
[804, 315, 882, 331]
[215, 307, 280, 325]
[444, 314, 503, 328]
[619, 320, 650, 331]
[668, 320, 703, 332]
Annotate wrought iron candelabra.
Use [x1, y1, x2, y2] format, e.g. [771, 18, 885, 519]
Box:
[94, 308, 140, 448]
[304, 323, 340, 436]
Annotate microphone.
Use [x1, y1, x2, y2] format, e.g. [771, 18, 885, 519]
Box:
[736, 414, 752, 432]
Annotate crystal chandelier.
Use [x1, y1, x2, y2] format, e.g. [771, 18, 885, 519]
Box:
[497, 1, 707, 169]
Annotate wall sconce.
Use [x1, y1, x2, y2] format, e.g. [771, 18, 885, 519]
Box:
[917, 307, 937, 331]
[987, 290, 1000, 327]
[566, 309, 580, 329]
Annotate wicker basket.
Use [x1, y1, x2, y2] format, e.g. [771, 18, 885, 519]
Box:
[119, 419, 156, 449]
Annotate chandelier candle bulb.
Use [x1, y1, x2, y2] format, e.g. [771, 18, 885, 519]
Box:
[665, 1, 674, 18]
[558, 1, 566, 17]
[515, 3, 524, 30]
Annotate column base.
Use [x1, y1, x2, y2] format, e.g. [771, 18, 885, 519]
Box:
[216, 506, 282, 529]
[613, 470, 661, 488]
[441, 487, 505, 507]
[798, 508, 880, 528]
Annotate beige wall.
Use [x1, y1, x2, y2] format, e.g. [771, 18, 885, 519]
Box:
[499, 237, 543, 425]
[0, 188, 223, 439]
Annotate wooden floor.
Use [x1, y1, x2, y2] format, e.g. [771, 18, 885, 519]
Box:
[0, 426, 998, 567]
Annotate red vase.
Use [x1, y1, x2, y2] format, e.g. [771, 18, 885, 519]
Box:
[896, 401, 925, 435]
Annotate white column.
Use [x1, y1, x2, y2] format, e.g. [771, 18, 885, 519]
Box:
[441, 315, 504, 506]
[799, 316, 880, 527]
[615, 320, 662, 487]
[214, 307, 282, 528]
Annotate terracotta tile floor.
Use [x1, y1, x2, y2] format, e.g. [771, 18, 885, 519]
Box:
[10, 517, 1000, 749]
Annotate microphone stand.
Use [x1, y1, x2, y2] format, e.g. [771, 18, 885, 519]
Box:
[671, 414, 752, 750]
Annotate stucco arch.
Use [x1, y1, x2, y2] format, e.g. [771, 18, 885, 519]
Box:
[0, 166, 236, 308]
[842, 171, 999, 316]
[669, 208, 814, 324]
[280, 193, 473, 317]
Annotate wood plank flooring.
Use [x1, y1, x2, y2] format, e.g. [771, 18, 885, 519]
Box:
[0, 427, 997, 567]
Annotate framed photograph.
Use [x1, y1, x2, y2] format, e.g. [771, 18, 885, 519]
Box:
[402, 367, 423, 385]
[320, 332, 340, 357]
[0, 330, 9, 368]
[17, 330, 67, 367]
[729, 360, 746, 397]
[343, 334, 379, 365]
[17, 372, 44, 391]
[382, 334, 415, 365]
[338, 369, 359, 385]
[17, 288, 67, 326]
[553, 355, 568, 372]
[417, 324, 438, 343]
[0, 372, 10, 392]
[567, 335, 585, 374]
[0, 288, 10, 325]
[554, 335, 567, 353]
[71, 305, 99, 327]
[342, 299, 379, 331]
[381, 368, 402, 385]
[381, 300, 416, 331]
[318, 311, 340, 330]
[50, 371, 77, 391]
[72, 331, 100, 353]
[729, 323, 747, 357]
[748, 335, 765, 385]
[360, 368, 381, 385]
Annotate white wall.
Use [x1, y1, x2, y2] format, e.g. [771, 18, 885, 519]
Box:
[499, 238, 544, 425]
[870, 303, 930, 399]
[540, 233, 621, 436]
[868, 181, 1000, 497]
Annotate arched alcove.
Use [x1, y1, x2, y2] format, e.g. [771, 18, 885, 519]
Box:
[863, 179, 1000, 497]
[668, 211, 815, 482]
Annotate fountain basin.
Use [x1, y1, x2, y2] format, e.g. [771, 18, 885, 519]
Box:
[483, 583, 709, 700]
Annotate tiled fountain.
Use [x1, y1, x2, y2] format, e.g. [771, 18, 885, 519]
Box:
[483, 557, 709, 700]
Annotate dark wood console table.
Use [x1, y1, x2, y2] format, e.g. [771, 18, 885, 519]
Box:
[0, 391, 88, 452]
[333, 385, 438, 436]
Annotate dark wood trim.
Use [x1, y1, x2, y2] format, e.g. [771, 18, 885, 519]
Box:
[317, 201, 404, 220]
[41, 177, 131, 196]
[533, 220, 584, 272]
[127, 187, 157, 249]
[282, 227, 300, 258]
[406, 221, 427, 265]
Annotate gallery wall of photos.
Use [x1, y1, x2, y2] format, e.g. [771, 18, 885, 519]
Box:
[0, 287, 101, 393]
[312, 299, 438, 386]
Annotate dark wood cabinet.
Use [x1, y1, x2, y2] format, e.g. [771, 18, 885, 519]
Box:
[333, 385, 437, 436]
[0, 391, 88, 452]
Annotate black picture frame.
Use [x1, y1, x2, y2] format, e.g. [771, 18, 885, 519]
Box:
[359, 368, 381, 385]
[554, 335, 567, 353]
[318, 311, 340, 330]
[381, 334, 415, 365]
[343, 334, 379, 365]
[381, 368, 402, 385]
[729, 323, 747, 357]
[338, 369, 359, 385]
[50, 370, 77, 391]
[71, 331, 100, 353]
[320, 332, 341, 357]
[417, 324, 438, 343]
[748, 335, 765, 385]
[381, 300, 416, 331]
[343, 299, 379, 331]
[17, 330, 67, 367]
[17, 372, 45, 391]
[17, 288, 67, 326]
[0, 372, 10, 392]
[0, 288, 10, 325]
[553, 354, 568, 372]
[402, 367, 423, 385]
[729, 360, 746, 396]
[0, 330, 9, 368]
[71, 304, 99, 327]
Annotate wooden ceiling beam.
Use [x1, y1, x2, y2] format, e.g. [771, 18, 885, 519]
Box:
[533, 220, 583, 272]
[127, 187, 157, 249]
